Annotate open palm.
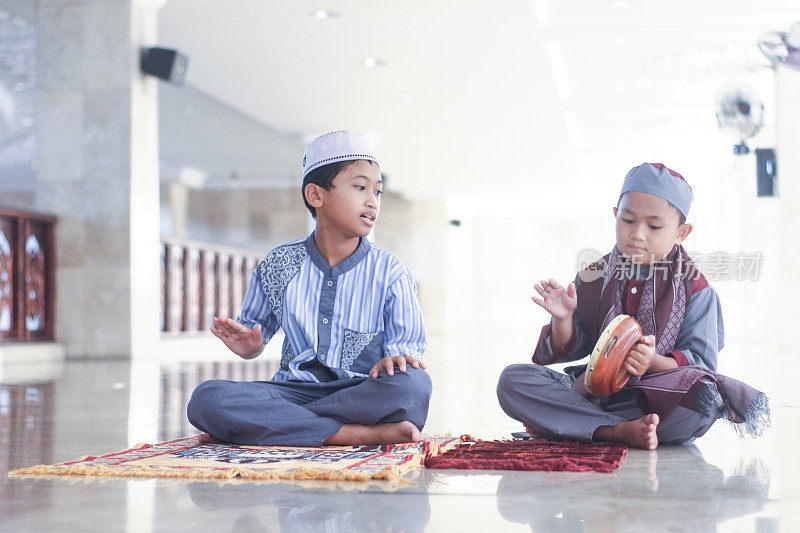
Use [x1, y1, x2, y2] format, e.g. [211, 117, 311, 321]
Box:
[531, 279, 577, 319]
[211, 317, 264, 359]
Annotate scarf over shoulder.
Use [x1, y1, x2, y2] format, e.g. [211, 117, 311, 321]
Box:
[566, 245, 770, 437]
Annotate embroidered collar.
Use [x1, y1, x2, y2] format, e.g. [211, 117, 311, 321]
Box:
[305, 232, 371, 278]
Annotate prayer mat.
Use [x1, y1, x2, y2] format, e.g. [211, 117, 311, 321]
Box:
[10, 435, 462, 483]
[424, 437, 627, 473]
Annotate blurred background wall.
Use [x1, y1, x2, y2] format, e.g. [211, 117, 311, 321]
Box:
[0, 1, 798, 409]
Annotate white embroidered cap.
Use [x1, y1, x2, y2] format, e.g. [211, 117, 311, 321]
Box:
[302, 130, 378, 179]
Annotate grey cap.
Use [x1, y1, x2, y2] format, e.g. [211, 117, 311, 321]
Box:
[620, 163, 693, 220]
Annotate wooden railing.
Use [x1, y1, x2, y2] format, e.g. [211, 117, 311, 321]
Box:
[0, 208, 56, 342]
[160, 237, 262, 334]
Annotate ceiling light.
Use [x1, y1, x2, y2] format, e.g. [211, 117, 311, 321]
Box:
[138, 0, 167, 9]
[616, 37, 627, 46]
[363, 57, 385, 68]
[611, 0, 633, 10]
[532, 0, 549, 28]
[312, 10, 338, 19]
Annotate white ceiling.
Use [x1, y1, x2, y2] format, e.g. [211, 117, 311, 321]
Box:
[157, 1, 798, 202]
[159, 83, 304, 188]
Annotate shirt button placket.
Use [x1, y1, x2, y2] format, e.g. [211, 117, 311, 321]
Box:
[320, 276, 335, 331]
[317, 275, 337, 366]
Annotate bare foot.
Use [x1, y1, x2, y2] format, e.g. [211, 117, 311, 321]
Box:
[324, 421, 422, 446]
[593, 414, 660, 450]
[524, 426, 546, 440]
[197, 433, 218, 444]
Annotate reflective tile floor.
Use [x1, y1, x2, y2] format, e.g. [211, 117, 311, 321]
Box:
[1, 355, 798, 532]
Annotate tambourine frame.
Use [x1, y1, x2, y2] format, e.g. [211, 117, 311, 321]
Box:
[584, 315, 643, 397]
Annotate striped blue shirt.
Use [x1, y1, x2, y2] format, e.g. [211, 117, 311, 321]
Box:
[237, 233, 426, 383]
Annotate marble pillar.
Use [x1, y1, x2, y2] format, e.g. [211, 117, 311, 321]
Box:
[35, 0, 160, 359]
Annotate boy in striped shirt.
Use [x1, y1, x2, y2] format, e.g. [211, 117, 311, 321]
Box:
[188, 131, 431, 446]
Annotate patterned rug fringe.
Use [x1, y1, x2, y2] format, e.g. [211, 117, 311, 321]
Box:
[9, 435, 462, 483]
[10, 462, 409, 483]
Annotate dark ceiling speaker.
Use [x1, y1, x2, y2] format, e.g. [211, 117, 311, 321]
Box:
[140, 47, 189, 85]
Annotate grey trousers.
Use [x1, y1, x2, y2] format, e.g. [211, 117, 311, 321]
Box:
[496, 363, 721, 444]
[187, 366, 432, 447]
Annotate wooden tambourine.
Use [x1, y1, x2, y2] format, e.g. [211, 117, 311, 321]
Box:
[584, 314, 643, 397]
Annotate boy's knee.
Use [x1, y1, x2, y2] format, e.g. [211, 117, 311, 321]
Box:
[187, 380, 229, 421]
[387, 365, 432, 400]
[658, 421, 717, 444]
[498, 363, 529, 383]
[657, 407, 720, 444]
[404, 367, 432, 427]
[658, 427, 699, 445]
[377, 366, 432, 428]
[497, 364, 533, 399]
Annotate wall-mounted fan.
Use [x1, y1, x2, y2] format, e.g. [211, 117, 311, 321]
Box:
[715, 86, 765, 155]
[758, 21, 800, 71]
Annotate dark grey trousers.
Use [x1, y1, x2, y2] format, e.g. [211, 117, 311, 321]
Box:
[187, 366, 432, 447]
[497, 363, 721, 443]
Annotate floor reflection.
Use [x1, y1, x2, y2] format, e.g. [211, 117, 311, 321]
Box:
[182, 474, 430, 533]
[0, 381, 55, 524]
[495, 444, 770, 532]
[0, 382, 54, 470]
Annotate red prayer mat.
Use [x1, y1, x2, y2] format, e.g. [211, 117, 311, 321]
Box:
[424, 438, 628, 473]
[10, 435, 462, 483]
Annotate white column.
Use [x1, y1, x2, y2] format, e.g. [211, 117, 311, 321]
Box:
[168, 181, 189, 238]
[776, 66, 800, 351]
[36, 0, 160, 359]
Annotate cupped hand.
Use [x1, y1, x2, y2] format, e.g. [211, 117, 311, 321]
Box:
[625, 335, 656, 376]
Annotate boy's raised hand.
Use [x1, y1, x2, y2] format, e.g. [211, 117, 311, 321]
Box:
[210, 317, 264, 359]
[531, 279, 578, 319]
[369, 355, 426, 379]
[625, 334, 656, 376]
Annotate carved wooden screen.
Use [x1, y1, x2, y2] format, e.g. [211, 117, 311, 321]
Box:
[0, 208, 55, 342]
